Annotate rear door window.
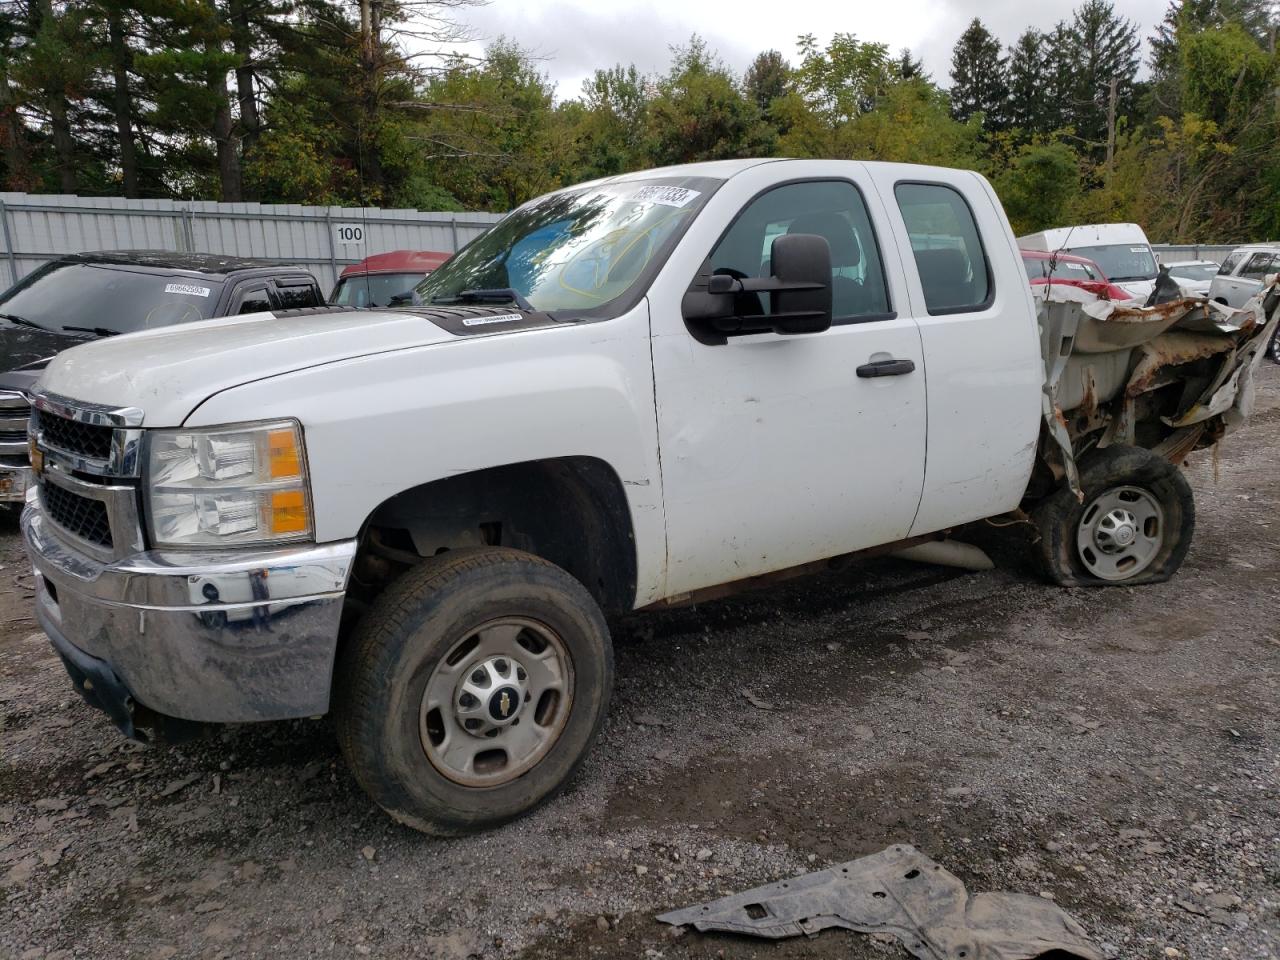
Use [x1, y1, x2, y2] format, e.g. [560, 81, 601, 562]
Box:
[230, 284, 273, 315]
[1240, 252, 1278, 280]
[274, 279, 321, 309]
[894, 183, 992, 314]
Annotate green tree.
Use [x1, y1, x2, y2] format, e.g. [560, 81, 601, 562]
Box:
[793, 32, 892, 124]
[743, 49, 789, 120]
[1065, 0, 1141, 159]
[644, 36, 774, 166]
[949, 18, 1008, 128]
[564, 63, 649, 180]
[1007, 30, 1050, 134]
[414, 39, 559, 210]
[995, 141, 1081, 233]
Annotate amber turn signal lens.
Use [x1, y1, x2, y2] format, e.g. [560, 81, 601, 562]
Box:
[267, 428, 302, 479]
[270, 489, 308, 534]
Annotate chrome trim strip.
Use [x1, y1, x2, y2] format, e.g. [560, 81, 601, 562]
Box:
[33, 390, 144, 428]
[0, 438, 29, 455]
[25, 506, 355, 607]
[30, 390, 144, 479]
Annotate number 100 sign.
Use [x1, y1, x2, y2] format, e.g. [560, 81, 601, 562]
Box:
[334, 224, 365, 245]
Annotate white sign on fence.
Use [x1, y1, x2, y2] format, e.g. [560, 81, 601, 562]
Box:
[333, 223, 366, 246]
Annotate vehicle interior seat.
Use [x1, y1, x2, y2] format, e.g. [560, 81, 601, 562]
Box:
[786, 212, 869, 318]
[913, 248, 975, 310]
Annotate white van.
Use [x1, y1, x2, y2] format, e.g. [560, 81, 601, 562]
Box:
[1018, 223, 1159, 300]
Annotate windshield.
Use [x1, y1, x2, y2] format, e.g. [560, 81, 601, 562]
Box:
[0, 261, 224, 335]
[1167, 263, 1219, 282]
[332, 272, 424, 308]
[414, 176, 720, 315]
[1023, 256, 1102, 282]
[1062, 243, 1157, 283]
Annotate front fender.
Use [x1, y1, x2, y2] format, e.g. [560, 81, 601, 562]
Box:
[183, 303, 668, 606]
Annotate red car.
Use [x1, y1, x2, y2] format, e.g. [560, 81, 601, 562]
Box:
[1021, 249, 1132, 301]
[330, 250, 451, 308]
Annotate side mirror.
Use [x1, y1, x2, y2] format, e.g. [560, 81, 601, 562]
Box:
[681, 233, 833, 342]
[769, 233, 833, 335]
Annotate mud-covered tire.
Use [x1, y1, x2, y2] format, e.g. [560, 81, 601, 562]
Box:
[334, 547, 612, 835]
[1031, 445, 1195, 587]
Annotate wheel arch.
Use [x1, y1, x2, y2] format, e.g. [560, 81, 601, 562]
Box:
[347, 455, 639, 617]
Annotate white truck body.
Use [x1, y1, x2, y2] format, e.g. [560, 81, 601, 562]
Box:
[21, 159, 1279, 829]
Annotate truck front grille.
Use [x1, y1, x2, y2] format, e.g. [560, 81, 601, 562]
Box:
[42, 482, 113, 548]
[35, 410, 114, 461]
[0, 392, 29, 446]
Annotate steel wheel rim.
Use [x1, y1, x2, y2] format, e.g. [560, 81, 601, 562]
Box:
[1076, 485, 1165, 581]
[419, 617, 574, 788]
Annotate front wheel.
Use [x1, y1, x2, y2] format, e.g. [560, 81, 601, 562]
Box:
[334, 547, 613, 834]
[1031, 445, 1195, 587]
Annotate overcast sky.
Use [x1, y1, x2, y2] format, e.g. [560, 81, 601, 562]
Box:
[447, 0, 1171, 99]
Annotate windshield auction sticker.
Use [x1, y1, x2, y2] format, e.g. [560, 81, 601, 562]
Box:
[164, 282, 212, 298]
[631, 185, 701, 208]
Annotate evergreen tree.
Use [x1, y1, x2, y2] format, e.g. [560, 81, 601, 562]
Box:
[1006, 30, 1049, 133]
[1067, 0, 1141, 152]
[744, 49, 789, 119]
[894, 48, 928, 82]
[949, 18, 1008, 128]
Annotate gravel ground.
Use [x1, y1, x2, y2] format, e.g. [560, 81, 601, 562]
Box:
[1, 367, 1278, 960]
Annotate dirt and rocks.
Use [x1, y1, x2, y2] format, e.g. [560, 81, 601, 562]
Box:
[1, 368, 1278, 960]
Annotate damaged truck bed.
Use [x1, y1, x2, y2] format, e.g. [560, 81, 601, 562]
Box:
[1035, 278, 1280, 497]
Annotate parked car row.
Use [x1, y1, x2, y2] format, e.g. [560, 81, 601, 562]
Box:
[0, 247, 452, 504]
[1017, 227, 1280, 364]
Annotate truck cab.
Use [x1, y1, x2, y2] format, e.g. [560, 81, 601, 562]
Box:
[21, 160, 1278, 835]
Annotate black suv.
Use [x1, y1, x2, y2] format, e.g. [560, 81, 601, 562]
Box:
[0, 251, 324, 504]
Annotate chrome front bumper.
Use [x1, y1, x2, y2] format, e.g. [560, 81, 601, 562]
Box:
[23, 503, 357, 724]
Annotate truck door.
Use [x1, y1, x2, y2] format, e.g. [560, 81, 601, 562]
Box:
[869, 171, 1043, 537]
[648, 172, 927, 597]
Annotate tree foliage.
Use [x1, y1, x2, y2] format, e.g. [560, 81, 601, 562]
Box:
[0, 0, 1274, 246]
[949, 19, 1008, 128]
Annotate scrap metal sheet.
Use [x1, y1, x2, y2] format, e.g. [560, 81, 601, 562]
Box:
[658, 845, 1102, 960]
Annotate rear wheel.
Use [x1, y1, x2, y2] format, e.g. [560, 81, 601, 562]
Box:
[1031, 445, 1195, 587]
[335, 547, 612, 834]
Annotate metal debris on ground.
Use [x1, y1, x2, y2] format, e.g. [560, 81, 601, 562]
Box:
[657, 844, 1103, 960]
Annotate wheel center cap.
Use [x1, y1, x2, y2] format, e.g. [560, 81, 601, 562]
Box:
[1113, 524, 1136, 546]
[488, 686, 521, 722]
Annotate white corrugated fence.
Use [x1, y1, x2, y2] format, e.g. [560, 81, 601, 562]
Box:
[0, 193, 504, 293]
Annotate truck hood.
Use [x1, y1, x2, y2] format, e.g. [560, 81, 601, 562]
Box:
[35, 308, 477, 426]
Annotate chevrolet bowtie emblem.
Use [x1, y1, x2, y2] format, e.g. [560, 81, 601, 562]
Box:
[499, 691, 511, 717]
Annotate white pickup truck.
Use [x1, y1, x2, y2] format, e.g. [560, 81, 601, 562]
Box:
[22, 160, 1279, 834]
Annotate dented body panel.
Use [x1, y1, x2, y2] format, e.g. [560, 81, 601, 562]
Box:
[1036, 278, 1280, 494]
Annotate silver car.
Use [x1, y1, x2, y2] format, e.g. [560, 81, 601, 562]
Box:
[1209, 244, 1280, 309]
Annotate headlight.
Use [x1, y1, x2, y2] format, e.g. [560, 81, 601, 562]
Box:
[146, 420, 313, 548]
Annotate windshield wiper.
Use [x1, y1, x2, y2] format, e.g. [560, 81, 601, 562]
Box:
[0, 312, 45, 330]
[431, 288, 535, 311]
[62, 325, 120, 337]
